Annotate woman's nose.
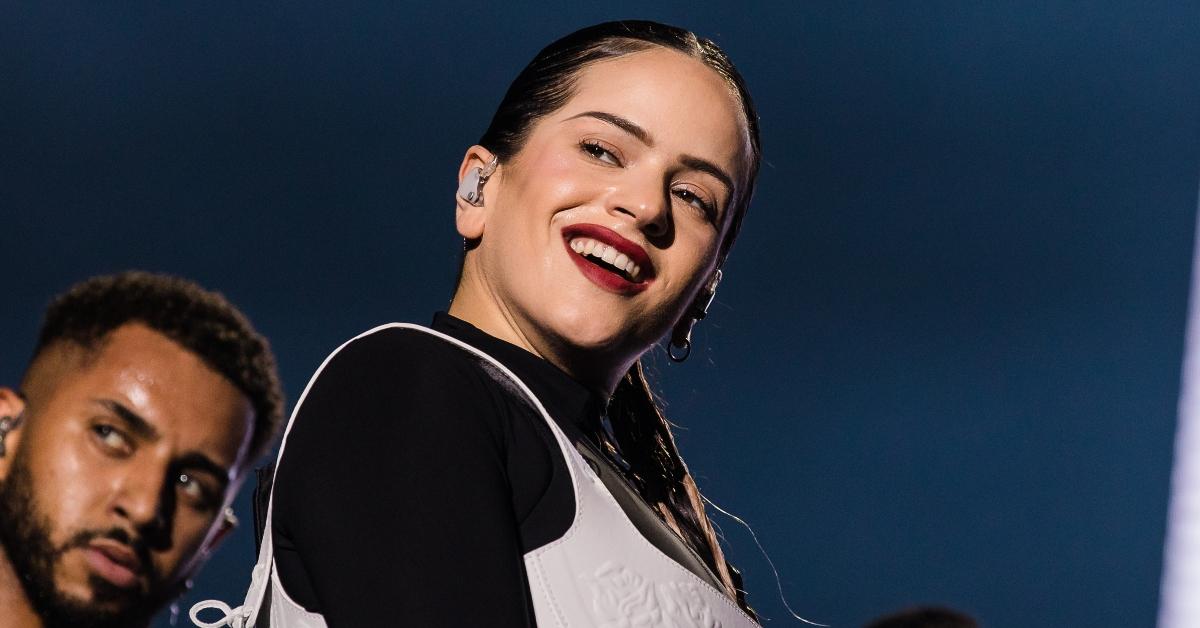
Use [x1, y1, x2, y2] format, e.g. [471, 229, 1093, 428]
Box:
[606, 173, 671, 240]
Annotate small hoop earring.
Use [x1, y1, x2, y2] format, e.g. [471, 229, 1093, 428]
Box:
[668, 337, 692, 362]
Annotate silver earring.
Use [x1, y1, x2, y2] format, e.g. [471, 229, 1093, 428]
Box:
[0, 411, 23, 457]
[668, 335, 692, 362]
[668, 270, 723, 364]
[457, 156, 499, 207]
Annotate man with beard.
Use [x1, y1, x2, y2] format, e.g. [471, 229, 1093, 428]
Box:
[0, 272, 283, 628]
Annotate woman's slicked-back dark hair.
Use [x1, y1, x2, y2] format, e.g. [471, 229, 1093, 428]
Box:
[476, 20, 761, 616]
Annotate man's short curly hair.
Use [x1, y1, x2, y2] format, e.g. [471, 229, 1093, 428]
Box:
[29, 271, 284, 463]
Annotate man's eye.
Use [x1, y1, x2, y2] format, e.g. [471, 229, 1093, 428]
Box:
[177, 473, 202, 498]
[177, 473, 218, 510]
[580, 140, 621, 166]
[92, 424, 132, 456]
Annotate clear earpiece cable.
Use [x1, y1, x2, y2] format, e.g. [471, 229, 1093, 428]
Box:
[702, 494, 828, 627]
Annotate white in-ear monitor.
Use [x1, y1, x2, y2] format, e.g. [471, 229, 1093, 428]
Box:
[457, 156, 499, 206]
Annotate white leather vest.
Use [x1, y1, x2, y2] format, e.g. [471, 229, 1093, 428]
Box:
[191, 323, 759, 628]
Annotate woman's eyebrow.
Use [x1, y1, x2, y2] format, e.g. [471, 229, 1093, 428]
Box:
[680, 155, 734, 196]
[566, 110, 735, 196]
[566, 111, 653, 146]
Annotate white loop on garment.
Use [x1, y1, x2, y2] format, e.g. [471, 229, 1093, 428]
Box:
[189, 599, 246, 627]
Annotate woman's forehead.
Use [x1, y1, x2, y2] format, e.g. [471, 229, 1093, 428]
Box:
[551, 48, 747, 175]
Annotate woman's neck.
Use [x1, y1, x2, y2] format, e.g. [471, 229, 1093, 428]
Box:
[448, 279, 630, 396]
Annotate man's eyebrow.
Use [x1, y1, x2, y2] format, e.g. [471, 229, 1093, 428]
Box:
[567, 111, 653, 146]
[567, 110, 736, 197]
[174, 452, 232, 487]
[93, 398, 159, 441]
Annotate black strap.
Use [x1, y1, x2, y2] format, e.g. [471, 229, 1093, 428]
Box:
[253, 462, 276, 554]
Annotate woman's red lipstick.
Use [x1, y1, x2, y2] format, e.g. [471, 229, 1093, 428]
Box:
[562, 224, 654, 295]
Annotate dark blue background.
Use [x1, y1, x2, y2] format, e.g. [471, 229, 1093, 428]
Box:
[3, 3, 1198, 626]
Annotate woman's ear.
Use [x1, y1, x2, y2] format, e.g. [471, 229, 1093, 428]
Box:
[455, 145, 499, 241]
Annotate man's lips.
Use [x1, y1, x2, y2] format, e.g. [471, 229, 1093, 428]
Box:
[83, 539, 143, 589]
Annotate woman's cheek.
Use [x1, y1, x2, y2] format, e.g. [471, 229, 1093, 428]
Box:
[675, 232, 720, 277]
[543, 157, 591, 205]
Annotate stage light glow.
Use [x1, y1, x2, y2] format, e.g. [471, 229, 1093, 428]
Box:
[1159, 185, 1200, 628]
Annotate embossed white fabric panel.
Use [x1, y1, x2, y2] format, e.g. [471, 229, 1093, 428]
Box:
[515, 362, 759, 626]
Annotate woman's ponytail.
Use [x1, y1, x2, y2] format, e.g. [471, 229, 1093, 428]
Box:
[607, 360, 755, 618]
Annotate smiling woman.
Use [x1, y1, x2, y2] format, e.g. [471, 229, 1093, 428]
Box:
[192, 20, 763, 628]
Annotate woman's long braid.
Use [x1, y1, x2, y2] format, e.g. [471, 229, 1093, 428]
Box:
[608, 361, 755, 618]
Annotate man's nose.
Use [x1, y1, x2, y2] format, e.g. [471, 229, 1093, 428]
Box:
[111, 462, 174, 549]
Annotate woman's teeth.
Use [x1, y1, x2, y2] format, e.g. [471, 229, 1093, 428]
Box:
[569, 237, 642, 281]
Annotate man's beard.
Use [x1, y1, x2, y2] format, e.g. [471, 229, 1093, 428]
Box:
[0, 453, 173, 628]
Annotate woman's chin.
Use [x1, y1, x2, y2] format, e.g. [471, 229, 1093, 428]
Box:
[552, 322, 655, 373]
[555, 325, 624, 352]
[542, 308, 636, 348]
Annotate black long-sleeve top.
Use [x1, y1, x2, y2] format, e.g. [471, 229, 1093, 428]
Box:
[269, 313, 726, 626]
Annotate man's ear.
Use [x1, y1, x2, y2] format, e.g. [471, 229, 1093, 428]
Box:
[455, 145, 499, 241]
[0, 387, 27, 480]
[187, 507, 239, 573]
[210, 507, 239, 548]
[174, 507, 238, 593]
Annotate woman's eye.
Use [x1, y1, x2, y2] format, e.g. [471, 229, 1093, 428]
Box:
[92, 424, 132, 456]
[580, 140, 621, 166]
[673, 187, 716, 220]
